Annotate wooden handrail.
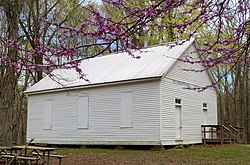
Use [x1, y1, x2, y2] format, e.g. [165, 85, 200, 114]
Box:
[222, 125, 231, 132]
[202, 124, 244, 144]
[229, 125, 244, 143]
[229, 125, 238, 132]
[230, 125, 243, 129]
[201, 124, 233, 145]
[222, 125, 232, 144]
[229, 125, 239, 142]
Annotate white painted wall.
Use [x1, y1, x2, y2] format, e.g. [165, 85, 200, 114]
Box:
[160, 45, 217, 145]
[27, 80, 161, 145]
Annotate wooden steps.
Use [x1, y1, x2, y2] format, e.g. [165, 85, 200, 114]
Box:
[201, 124, 244, 145]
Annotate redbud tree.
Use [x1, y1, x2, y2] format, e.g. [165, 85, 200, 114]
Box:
[2, 0, 249, 82]
[0, 0, 249, 145]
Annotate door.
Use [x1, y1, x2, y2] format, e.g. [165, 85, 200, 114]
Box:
[203, 109, 209, 138]
[203, 109, 208, 125]
[175, 105, 182, 140]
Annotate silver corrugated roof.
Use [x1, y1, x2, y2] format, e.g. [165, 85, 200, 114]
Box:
[25, 38, 195, 94]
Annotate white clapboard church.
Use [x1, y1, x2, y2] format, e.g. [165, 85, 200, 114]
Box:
[25, 38, 217, 146]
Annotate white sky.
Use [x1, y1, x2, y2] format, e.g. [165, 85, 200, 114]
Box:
[80, 0, 102, 5]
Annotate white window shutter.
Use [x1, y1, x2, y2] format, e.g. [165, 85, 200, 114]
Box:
[43, 99, 53, 130]
[120, 92, 133, 127]
[78, 96, 89, 128]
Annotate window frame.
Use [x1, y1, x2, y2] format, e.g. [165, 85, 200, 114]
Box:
[203, 102, 208, 110]
[175, 98, 182, 107]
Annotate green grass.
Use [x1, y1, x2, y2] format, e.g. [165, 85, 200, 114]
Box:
[57, 144, 250, 165]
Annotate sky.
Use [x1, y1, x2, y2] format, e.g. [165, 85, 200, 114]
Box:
[80, 0, 102, 5]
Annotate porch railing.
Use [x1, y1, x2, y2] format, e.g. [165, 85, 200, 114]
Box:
[201, 124, 244, 145]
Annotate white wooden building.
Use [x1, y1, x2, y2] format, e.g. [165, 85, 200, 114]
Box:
[25, 38, 217, 146]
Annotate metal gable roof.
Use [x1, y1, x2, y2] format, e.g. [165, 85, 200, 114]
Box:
[25, 38, 195, 94]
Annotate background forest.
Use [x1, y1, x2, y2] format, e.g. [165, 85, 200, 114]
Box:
[0, 0, 249, 146]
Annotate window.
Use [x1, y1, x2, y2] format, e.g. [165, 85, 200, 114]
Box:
[120, 92, 133, 128]
[203, 102, 208, 124]
[43, 99, 53, 130]
[78, 96, 89, 129]
[203, 103, 208, 110]
[175, 98, 182, 106]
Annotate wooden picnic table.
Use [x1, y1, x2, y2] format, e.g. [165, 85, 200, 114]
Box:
[10, 145, 58, 165]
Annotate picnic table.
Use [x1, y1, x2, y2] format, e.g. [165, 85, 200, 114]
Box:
[12, 145, 57, 164]
[0, 145, 66, 165]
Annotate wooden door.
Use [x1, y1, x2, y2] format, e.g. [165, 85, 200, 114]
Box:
[175, 105, 182, 140]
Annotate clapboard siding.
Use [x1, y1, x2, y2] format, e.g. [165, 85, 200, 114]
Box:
[160, 45, 217, 145]
[160, 81, 217, 145]
[166, 45, 212, 87]
[27, 80, 161, 145]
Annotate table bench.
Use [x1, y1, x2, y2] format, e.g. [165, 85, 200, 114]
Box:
[32, 153, 66, 165]
[1, 145, 64, 165]
[1, 154, 39, 165]
[0, 147, 11, 155]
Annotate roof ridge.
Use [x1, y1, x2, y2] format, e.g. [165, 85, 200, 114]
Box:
[93, 38, 195, 59]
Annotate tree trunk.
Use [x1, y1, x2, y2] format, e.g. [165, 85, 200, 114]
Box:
[0, 0, 20, 146]
[245, 35, 250, 143]
[247, 67, 250, 143]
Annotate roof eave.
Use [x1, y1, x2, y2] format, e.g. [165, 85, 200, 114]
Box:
[161, 38, 196, 78]
[193, 40, 220, 93]
[24, 76, 162, 95]
[160, 38, 219, 93]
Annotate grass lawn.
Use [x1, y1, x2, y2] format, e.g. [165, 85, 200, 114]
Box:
[55, 144, 250, 165]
